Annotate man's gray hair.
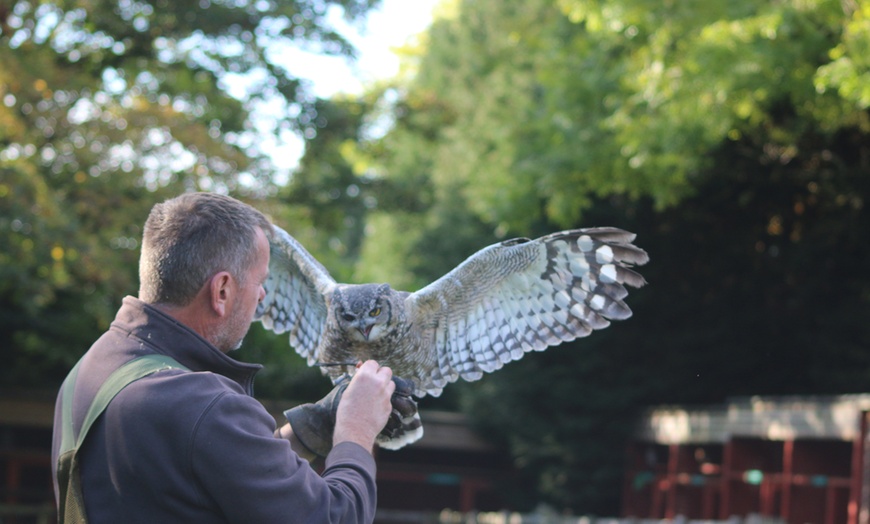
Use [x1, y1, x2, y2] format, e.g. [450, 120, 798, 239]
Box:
[139, 192, 273, 306]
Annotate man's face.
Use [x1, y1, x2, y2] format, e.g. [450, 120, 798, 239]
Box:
[216, 227, 270, 352]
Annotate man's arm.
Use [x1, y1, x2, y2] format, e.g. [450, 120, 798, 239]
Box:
[193, 389, 379, 523]
[274, 423, 318, 462]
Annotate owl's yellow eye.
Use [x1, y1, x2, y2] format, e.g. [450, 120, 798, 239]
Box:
[369, 307, 381, 317]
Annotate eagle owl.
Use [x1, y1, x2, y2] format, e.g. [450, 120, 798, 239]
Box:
[256, 224, 648, 449]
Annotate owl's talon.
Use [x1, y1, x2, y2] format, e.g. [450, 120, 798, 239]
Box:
[333, 373, 352, 386]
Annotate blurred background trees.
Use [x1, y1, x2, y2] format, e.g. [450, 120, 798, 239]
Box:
[0, 0, 380, 390]
[3, 0, 870, 515]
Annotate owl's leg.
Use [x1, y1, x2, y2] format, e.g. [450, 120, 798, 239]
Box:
[333, 372, 352, 386]
[315, 361, 361, 386]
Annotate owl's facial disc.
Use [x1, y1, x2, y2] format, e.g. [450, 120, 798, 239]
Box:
[335, 308, 374, 341]
[333, 285, 388, 342]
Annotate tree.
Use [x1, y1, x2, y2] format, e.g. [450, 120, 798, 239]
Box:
[0, 0, 381, 388]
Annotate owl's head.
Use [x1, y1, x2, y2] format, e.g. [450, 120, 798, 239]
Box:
[332, 283, 393, 342]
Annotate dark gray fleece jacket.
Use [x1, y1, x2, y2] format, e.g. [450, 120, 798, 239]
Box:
[51, 296, 377, 523]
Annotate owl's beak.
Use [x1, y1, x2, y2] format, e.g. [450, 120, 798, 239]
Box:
[358, 323, 373, 341]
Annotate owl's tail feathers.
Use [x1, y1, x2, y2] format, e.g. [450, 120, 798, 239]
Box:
[376, 376, 424, 450]
[376, 412, 424, 450]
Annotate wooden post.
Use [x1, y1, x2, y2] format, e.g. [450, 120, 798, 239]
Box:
[665, 444, 679, 518]
[780, 439, 793, 521]
[851, 411, 869, 524]
[720, 440, 733, 520]
[702, 481, 716, 519]
[651, 478, 664, 518]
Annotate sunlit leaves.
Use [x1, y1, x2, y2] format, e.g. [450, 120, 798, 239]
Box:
[815, 2, 870, 120]
[370, 0, 863, 232]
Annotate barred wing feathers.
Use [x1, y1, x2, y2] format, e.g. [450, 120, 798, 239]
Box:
[407, 228, 648, 396]
[255, 224, 336, 365]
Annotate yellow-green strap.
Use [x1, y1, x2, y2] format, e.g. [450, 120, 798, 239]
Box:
[58, 360, 83, 457]
[59, 354, 190, 454]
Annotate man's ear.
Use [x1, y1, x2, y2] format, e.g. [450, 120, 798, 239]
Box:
[209, 271, 233, 317]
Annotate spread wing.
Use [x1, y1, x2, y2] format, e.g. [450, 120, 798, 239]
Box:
[255, 224, 337, 365]
[406, 228, 648, 396]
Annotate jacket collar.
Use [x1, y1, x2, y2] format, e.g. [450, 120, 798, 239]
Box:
[114, 296, 263, 395]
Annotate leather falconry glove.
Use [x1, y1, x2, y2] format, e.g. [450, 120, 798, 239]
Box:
[284, 376, 421, 458]
[284, 381, 346, 458]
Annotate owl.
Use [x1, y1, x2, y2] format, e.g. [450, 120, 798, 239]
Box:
[256, 224, 648, 449]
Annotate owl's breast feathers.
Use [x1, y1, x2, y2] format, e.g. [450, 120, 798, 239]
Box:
[318, 292, 431, 385]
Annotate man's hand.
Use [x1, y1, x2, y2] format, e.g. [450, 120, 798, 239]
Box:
[334, 360, 394, 452]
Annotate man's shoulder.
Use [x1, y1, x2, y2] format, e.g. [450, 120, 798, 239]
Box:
[113, 368, 278, 450]
[109, 368, 252, 428]
[122, 367, 245, 404]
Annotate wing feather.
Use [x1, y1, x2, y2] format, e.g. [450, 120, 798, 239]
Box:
[255, 224, 336, 364]
[407, 228, 648, 395]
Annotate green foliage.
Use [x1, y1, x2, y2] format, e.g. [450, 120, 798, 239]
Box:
[0, 0, 381, 388]
[815, 2, 870, 115]
[363, 0, 857, 231]
[274, 96, 379, 282]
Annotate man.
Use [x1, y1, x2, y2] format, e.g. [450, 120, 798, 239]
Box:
[51, 192, 395, 523]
